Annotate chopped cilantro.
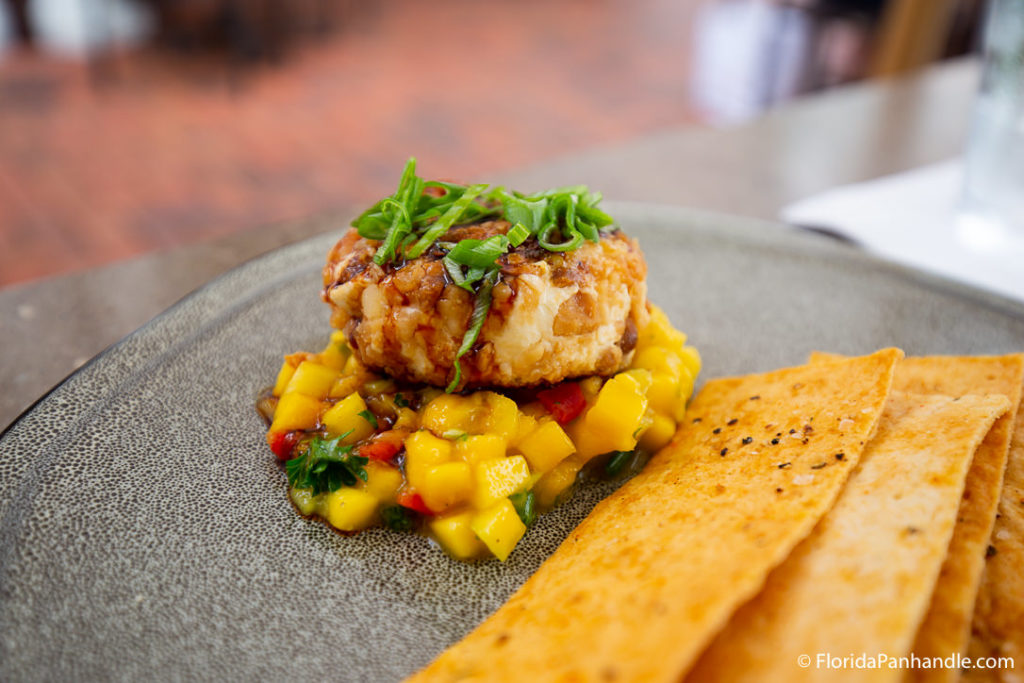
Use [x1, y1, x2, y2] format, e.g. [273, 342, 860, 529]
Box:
[358, 409, 378, 430]
[285, 434, 368, 495]
[380, 505, 416, 532]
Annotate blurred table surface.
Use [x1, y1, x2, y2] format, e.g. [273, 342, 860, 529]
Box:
[0, 58, 978, 430]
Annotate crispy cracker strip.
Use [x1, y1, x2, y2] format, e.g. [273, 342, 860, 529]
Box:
[964, 378, 1024, 683]
[811, 353, 1024, 683]
[686, 391, 1010, 683]
[407, 349, 901, 683]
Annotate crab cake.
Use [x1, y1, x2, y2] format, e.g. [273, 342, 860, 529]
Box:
[322, 219, 650, 390]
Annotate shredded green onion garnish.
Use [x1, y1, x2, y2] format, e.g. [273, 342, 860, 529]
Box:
[351, 157, 614, 268]
[405, 183, 488, 259]
[447, 270, 498, 393]
[351, 158, 616, 391]
[507, 222, 530, 247]
[446, 235, 511, 269]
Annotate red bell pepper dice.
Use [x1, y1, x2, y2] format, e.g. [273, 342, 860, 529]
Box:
[396, 491, 433, 516]
[536, 382, 587, 424]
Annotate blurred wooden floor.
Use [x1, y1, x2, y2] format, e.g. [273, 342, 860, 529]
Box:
[0, 0, 700, 286]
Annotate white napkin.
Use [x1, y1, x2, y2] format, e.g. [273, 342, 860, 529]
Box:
[781, 160, 1024, 303]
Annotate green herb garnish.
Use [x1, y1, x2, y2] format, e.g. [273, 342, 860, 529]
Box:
[394, 393, 409, 408]
[447, 269, 498, 392]
[358, 409, 379, 430]
[506, 222, 530, 247]
[380, 505, 416, 532]
[406, 183, 489, 258]
[509, 490, 536, 527]
[285, 434, 368, 495]
[604, 450, 634, 478]
[352, 159, 616, 391]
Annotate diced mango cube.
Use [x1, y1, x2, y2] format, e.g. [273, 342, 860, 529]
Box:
[422, 391, 520, 441]
[284, 361, 340, 399]
[518, 401, 548, 419]
[517, 419, 575, 473]
[647, 372, 681, 417]
[321, 393, 375, 444]
[421, 394, 475, 436]
[362, 378, 397, 395]
[579, 376, 603, 401]
[678, 345, 702, 378]
[639, 413, 677, 452]
[420, 461, 474, 513]
[430, 511, 487, 561]
[322, 487, 378, 531]
[272, 360, 297, 397]
[532, 455, 584, 508]
[359, 461, 404, 503]
[636, 305, 687, 352]
[480, 392, 520, 441]
[565, 411, 613, 462]
[343, 352, 365, 376]
[328, 375, 361, 399]
[405, 430, 454, 491]
[473, 456, 531, 510]
[318, 335, 351, 371]
[621, 368, 653, 393]
[270, 392, 322, 433]
[632, 346, 683, 377]
[674, 366, 696, 422]
[289, 487, 318, 516]
[455, 434, 507, 466]
[510, 413, 538, 449]
[393, 407, 419, 431]
[584, 371, 650, 452]
[471, 499, 527, 562]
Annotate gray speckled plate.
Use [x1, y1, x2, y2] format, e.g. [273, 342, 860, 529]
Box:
[2, 204, 1023, 681]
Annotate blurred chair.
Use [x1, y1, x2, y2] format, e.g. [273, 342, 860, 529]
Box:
[140, 0, 340, 62]
[3, 0, 33, 45]
[690, 0, 984, 123]
[870, 0, 960, 76]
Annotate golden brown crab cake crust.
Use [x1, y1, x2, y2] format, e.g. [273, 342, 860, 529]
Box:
[321, 219, 649, 389]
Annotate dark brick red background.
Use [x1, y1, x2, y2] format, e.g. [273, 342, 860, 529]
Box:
[0, 0, 700, 286]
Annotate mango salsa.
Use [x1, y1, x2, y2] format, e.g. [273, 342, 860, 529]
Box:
[455, 434, 506, 466]
[404, 430, 453, 491]
[583, 370, 650, 452]
[322, 393, 375, 444]
[430, 511, 487, 561]
[323, 487, 378, 531]
[420, 462, 474, 513]
[284, 361, 340, 399]
[359, 461, 404, 503]
[269, 392, 322, 434]
[260, 304, 698, 562]
[473, 456, 531, 510]
[470, 499, 527, 562]
[532, 454, 585, 508]
[517, 419, 575, 473]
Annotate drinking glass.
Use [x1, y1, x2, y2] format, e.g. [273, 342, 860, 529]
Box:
[959, 0, 1024, 252]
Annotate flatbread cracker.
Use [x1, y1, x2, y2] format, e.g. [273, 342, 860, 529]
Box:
[811, 352, 1024, 682]
[407, 348, 901, 683]
[965, 385, 1024, 683]
[686, 391, 1010, 683]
